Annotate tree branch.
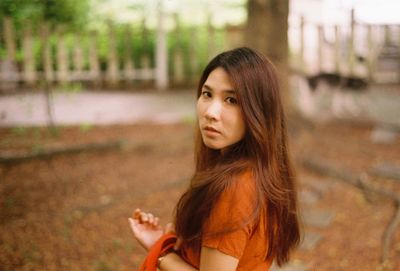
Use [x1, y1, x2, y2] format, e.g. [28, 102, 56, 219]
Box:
[0, 140, 125, 166]
[302, 157, 400, 263]
[382, 203, 400, 262]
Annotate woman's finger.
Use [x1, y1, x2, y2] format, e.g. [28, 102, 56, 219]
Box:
[174, 237, 182, 250]
[140, 212, 149, 222]
[148, 213, 154, 224]
[133, 209, 141, 220]
[164, 222, 176, 233]
[154, 217, 160, 227]
[128, 218, 140, 236]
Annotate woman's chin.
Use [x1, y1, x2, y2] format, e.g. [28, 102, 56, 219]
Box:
[205, 144, 222, 150]
[203, 140, 223, 150]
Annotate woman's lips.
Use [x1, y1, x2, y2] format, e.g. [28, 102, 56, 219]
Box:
[203, 126, 221, 136]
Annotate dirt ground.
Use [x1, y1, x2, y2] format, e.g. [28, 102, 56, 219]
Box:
[0, 119, 399, 270]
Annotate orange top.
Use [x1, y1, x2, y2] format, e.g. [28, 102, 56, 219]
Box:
[180, 171, 273, 270]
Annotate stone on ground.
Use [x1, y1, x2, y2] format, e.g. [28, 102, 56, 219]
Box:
[270, 260, 309, 271]
[302, 209, 335, 228]
[299, 230, 323, 251]
[370, 163, 400, 181]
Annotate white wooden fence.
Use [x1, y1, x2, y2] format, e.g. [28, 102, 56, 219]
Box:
[0, 4, 170, 91]
[0, 12, 229, 92]
[1, 9, 399, 92]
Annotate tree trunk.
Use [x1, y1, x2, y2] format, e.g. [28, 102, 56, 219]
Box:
[246, 0, 289, 67]
[245, 0, 293, 114]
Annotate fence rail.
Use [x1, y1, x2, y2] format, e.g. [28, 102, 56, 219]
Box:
[289, 11, 400, 83]
[0, 13, 229, 92]
[1, 11, 399, 92]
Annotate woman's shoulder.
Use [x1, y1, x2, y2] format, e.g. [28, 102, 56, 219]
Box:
[226, 168, 256, 197]
[205, 167, 259, 234]
[216, 168, 258, 214]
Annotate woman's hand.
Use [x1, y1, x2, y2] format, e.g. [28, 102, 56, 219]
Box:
[128, 208, 164, 251]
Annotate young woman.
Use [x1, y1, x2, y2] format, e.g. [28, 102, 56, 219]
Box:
[129, 47, 300, 271]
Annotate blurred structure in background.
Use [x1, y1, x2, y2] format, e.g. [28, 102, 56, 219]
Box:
[0, 0, 244, 91]
[0, 0, 399, 93]
[289, 0, 400, 83]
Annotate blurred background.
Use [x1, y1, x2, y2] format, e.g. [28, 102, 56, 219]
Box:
[0, 0, 399, 270]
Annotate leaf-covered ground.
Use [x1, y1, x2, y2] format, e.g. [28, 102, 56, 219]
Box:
[0, 120, 399, 270]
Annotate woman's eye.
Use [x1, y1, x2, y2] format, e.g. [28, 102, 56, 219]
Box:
[202, 91, 211, 98]
[226, 97, 238, 104]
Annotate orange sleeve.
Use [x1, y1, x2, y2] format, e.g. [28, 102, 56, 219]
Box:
[201, 172, 256, 259]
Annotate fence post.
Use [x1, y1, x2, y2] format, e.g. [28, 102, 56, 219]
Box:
[22, 24, 37, 86]
[189, 26, 199, 84]
[0, 17, 18, 91]
[88, 31, 101, 87]
[155, 0, 168, 90]
[39, 22, 55, 128]
[72, 34, 85, 80]
[299, 16, 305, 73]
[348, 9, 355, 76]
[56, 26, 69, 84]
[398, 26, 400, 81]
[384, 25, 391, 45]
[317, 24, 323, 72]
[106, 22, 119, 87]
[123, 25, 135, 86]
[3, 17, 16, 61]
[141, 19, 152, 84]
[172, 13, 185, 86]
[367, 25, 374, 81]
[334, 25, 340, 73]
[40, 23, 54, 83]
[207, 14, 216, 60]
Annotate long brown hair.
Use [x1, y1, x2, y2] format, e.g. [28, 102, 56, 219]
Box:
[174, 47, 300, 266]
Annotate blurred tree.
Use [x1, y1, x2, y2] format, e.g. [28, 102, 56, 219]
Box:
[0, 0, 42, 25]
[41, 0, 90, 29]
[0, 0, 90, 30]
[245, 0, 288, 67]
[245, 0, 293, 112]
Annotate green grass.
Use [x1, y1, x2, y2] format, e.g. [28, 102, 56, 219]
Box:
[79, 123, 94, 133]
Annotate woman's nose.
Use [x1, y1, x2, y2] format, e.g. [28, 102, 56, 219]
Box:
[204, 100, 222, 121]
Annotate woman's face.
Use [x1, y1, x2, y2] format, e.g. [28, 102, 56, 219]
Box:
[197, 67, 246, 150]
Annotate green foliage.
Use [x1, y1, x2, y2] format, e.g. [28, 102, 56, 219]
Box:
[0, 0, 90, 31]
[61, 225, 71, 241]
[22, 242, 41, 263]
[31, 143, 44, 154]
[58, 82, 84, 93]
[32, 126, 41, 139]
[93, 259, 113, 271]
[4, 196, 16, 209]
[123, 242, 134, 253]
[11, 126, 27, 136]
[111, 239, 123, 250]
[49, 126, 60, 138]
[79, 123, 94, 133]
[0, 0, 43, 26]
[41, 0, 90, 29]
[181, 114, 196, 126]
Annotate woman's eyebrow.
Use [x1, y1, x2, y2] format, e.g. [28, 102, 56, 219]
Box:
[202, 84, 236, 94]
[202, 84, 213, 91]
